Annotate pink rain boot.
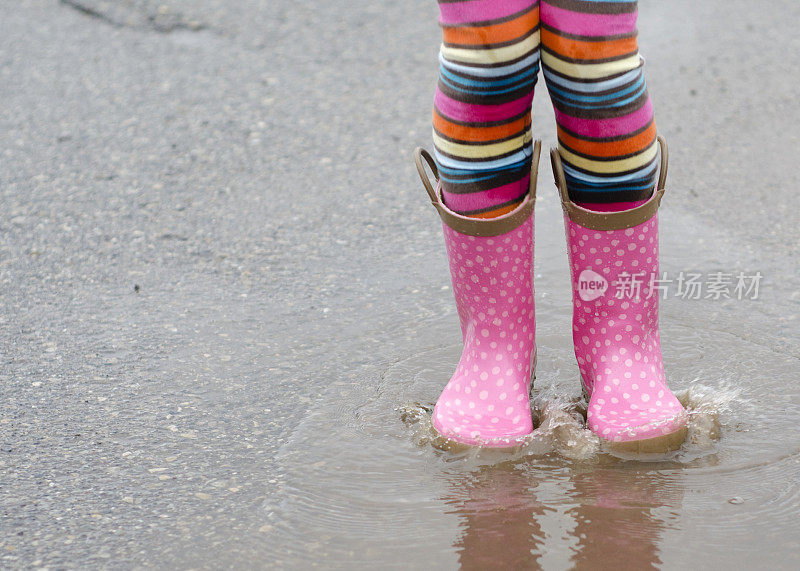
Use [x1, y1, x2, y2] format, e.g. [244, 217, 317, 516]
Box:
[551, 136, 687, 453]
[413, 142, 542, 447]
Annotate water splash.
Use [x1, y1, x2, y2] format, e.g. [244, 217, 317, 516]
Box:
[398, 381, 734, 464]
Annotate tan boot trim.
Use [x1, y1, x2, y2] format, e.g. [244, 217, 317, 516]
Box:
[550, 135, 669, 231]
[413, 140, 541, 238]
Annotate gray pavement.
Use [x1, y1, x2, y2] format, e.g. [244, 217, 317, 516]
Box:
[1, 0, 799, 568]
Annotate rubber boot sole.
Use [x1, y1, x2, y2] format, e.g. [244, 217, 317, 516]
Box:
[581, 381, 687, 454]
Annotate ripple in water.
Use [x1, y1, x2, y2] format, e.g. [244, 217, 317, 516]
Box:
[264, 317, 798, 568]
[263, 205, 800, 568]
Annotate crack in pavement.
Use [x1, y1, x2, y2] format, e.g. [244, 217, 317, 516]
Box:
[61, 0, 210, 34]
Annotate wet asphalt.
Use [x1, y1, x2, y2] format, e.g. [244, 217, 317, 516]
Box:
[1, 0, 799, 567]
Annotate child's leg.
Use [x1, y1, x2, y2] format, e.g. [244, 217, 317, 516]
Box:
[433, 0, 541, 218]
[541, 2, 687, 452]
[540, 0, 657, 210]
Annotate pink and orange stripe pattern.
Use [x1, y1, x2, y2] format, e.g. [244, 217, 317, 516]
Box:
[433, 0, 658, 216]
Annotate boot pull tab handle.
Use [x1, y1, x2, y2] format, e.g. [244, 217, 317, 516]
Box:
[413, 147, 439, 203]
[530, 139, 542, 197]
[550, 147, 570, 205]
[656, 135, 668, 192]
[551, 134, 670, 204]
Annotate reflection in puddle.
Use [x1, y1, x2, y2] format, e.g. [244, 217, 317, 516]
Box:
[443, 463, 549, 570]
[565, 466, 682, 569]
[441, 461, 683, 570]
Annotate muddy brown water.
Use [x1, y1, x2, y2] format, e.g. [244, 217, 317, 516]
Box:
[264, 196, 800, 569]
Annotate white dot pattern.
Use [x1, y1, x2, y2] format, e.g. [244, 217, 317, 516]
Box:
[565, 213, 687, 442]
[431, 219, 536, 446]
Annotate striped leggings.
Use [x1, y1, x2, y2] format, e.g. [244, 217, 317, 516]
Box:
[433, 0, 657, 217]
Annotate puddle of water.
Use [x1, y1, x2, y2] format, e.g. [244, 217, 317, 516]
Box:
[264, 198, 800, 569]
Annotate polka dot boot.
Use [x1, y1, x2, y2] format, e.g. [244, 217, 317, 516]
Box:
[413, 142, 542, 447]
[551, 136, 688, 453]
